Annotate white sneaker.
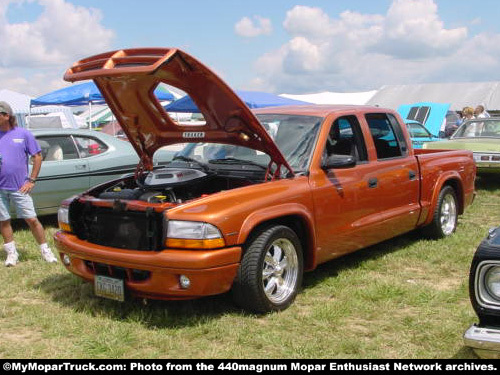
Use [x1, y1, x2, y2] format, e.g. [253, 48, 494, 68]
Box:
[41, 248, 58, 263]
[5, 251, 19, 267]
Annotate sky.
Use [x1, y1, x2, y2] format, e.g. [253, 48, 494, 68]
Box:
[1, 0, 500, 98]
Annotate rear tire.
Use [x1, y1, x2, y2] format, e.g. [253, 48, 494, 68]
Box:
[232, 225, 303, 314]
[423, 185, 458, 239]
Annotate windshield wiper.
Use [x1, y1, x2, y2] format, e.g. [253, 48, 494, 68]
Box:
[209, 157, 268, 170]
[171, 155, 210, 172]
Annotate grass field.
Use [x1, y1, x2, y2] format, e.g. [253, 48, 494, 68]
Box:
[0, 177, 499, 359]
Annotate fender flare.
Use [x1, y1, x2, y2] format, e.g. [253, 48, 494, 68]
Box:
[421, 171, 464, 227]
[237, 203, 317, 270]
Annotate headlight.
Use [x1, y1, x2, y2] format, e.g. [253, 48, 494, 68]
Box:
[485, 266, 500, 300]
[476, 261, 500, 310]
[57, 206, 72, 233]
[165, 220, 225, 249]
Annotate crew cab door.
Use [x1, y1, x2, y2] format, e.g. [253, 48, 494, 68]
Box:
[311, 115, 378, 263]
[311, 113, 420, 265]
[362, 112, 420, 234]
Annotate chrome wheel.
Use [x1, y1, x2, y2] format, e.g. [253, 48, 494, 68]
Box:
[262, 238, 299, 305]
[232, 225, 303, 313]
[423, 185, 459, 239]
[440, 193, 457, 236]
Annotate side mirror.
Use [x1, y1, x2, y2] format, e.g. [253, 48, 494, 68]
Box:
[321, 154, 356, 170]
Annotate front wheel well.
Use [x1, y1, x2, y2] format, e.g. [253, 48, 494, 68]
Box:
[243, 215, 314, 271]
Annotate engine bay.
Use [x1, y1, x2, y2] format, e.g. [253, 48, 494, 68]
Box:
[93, 167, 260, 204]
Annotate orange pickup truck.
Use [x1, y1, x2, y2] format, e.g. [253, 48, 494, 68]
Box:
[55, 48, 476, 313]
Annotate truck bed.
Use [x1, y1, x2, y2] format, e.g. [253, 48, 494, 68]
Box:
[414, 148, 476, 226]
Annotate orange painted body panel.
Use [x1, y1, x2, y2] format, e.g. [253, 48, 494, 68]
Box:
[64, 47, 292, 174]
[55, 133, 475, 300]
[55, 47, 476, 302]
[55, 231, 241, 299]
[414, 148, 476, 225]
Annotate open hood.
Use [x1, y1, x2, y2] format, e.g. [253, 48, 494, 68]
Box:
[397, 102, 450, 136]
[64, 48, 293, 176]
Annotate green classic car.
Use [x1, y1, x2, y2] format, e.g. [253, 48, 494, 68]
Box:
[423, 118, 500, 174]
[24, 128, 173, 216]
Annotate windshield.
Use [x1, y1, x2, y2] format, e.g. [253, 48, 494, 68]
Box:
[453, 119, 500, 138]
[164, 114, 322, 172]
[407, 123, 432, 138]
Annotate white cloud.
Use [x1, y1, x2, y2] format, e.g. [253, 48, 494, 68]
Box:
[376, 0, 467, 58]
[471, 17, 481, 26]
[283, 5, 333, 39]
[0, 0, 114, 95]
[235, 15, 272, 37]
[251, 0, 496, 94]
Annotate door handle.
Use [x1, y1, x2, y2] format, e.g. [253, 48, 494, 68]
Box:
[409, 170, 417, 180]
[75, 164, 87, 170]
[368, 177, 378, 188]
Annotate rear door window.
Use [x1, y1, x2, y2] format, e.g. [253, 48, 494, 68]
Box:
[365, 113, 407, 160]
[74, 136, 108, 158]
[36, 136, 79, 161]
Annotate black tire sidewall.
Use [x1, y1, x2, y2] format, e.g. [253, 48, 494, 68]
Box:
[233, 225, 304, 313]
[424, 185, 458, 239]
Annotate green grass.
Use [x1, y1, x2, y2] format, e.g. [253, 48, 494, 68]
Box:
[1, 177, 499, 359]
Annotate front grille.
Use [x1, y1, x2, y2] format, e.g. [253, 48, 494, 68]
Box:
[85, 261, 151, 282]
[71, 202, 164, 251]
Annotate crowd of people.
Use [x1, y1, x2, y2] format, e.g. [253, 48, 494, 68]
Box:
[445, 104, 491, 137]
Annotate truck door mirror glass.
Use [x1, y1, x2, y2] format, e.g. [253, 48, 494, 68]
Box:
[322, 154, 356, 169]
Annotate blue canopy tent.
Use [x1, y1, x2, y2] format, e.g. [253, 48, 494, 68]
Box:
[32, 81, 175, 106]
[32, 82, 104, 106]
[32, 81, 175, 128]
[165, 90, 310, 113]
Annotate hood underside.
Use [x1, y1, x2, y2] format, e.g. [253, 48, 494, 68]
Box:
[64, 48, 293, 176]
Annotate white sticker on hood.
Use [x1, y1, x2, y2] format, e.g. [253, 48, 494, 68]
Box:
[182, 132, 205, 138]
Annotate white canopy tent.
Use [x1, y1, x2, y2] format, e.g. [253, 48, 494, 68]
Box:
[0, 89, 32, 113]
[0, 88, 82, 128]
[367, 82, 500, 112]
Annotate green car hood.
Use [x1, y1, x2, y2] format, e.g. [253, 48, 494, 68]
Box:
[424, 138, 500, 153]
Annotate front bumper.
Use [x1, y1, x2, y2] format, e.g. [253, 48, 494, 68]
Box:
[475, 162, 500, 174]
[464, 324, 500, 359]
[54, 231, 242, 300]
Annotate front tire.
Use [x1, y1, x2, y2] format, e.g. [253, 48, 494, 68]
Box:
[424, 185, 458, 239]
[232, 225, 303, 313]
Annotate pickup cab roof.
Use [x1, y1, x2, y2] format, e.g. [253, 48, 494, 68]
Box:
[64, 48, 294, 175]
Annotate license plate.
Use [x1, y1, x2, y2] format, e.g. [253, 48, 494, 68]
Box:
[94, 275, 125, 302]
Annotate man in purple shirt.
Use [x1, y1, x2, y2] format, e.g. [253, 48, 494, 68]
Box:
[0, 101, 57, 266]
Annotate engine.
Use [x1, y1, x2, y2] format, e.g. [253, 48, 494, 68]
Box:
[95, 167, 251, 204]
[72, 167, 259, 251]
